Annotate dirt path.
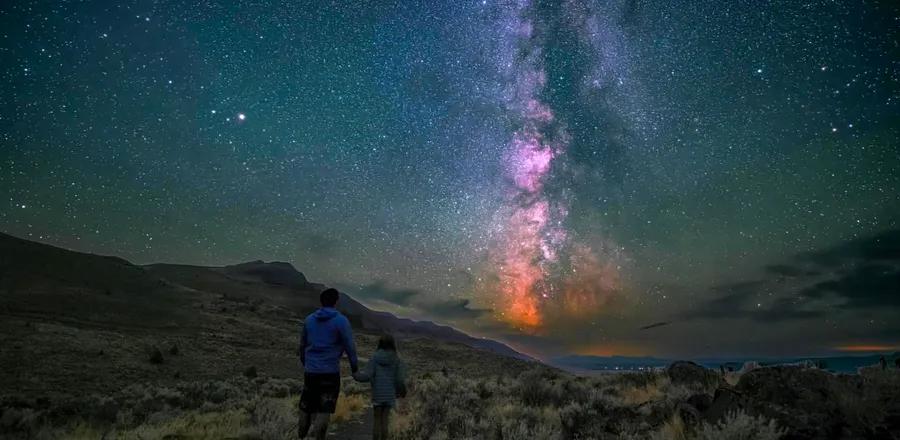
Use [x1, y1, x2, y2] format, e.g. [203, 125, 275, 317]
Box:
[329, 408, 372, 439]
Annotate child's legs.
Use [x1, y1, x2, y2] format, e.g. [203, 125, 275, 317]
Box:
[373, 406, 390, 440]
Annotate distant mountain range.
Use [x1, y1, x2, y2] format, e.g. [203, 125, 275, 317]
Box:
[0, 232, 532, 363]
[552, 353, 898, 374]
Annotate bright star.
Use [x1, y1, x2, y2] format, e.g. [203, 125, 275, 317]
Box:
[237, 113, 246, 121]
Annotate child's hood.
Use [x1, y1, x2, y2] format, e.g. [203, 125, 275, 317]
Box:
[372, 349, 397, 366]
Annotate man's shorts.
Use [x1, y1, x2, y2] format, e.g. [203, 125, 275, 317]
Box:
[299, 372, 341, 414]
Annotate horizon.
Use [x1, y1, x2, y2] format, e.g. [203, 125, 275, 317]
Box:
[2, 0, 898, 360]
[4, 228, 898, 363]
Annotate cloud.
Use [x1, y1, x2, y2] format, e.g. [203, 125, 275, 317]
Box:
[341, 280, 490, 320]
[684, 229, 900, 323]
[342, 280, 421, 306]
[764, 264, 818, 278]
[796, 228, 900, 267]
[424, 298, 491, 319]
[801, 264, 900, 309]
[681, 281, 826, 322]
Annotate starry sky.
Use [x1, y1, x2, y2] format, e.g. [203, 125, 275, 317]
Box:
[1, 0, 898, 359]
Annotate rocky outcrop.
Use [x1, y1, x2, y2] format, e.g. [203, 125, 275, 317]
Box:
[665, 364, 900, 439]
[732, 366, 895, 439]
[702, 387, 748, 424]
[223, 261, 309, 289]
[666, 361, 719, 387]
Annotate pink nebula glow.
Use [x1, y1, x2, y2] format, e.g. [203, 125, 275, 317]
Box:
[484, 5, 621, 331]
[507, 130, 554, 193]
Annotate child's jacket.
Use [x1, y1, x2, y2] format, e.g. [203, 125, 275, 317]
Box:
[354, 349, 406, 407]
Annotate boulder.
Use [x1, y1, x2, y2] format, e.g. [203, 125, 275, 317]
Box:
[686, 393, 713, 412]
[734, 366, 853, 439]
[702, 387, 747, 424]
[666, 361, 717, 387]
[148, 347, 164, 364]
[676, 402, 702, 427]
[735, 366, 833, 407]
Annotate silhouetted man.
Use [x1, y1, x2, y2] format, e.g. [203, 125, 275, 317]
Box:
[298, 288, 358, 439]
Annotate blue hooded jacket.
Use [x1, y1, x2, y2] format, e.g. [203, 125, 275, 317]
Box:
[299, 307, 358, 374]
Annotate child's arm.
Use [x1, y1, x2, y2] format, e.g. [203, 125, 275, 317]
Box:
[353, 359, 374, 382]
[394, 361, 407, 397]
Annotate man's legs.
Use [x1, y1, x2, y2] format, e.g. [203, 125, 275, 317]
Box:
[310, 412, 330, 440]
[298, 372, 338, 439]
[298, 409, 313, 439]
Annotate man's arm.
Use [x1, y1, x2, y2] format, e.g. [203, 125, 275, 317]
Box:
[298, 320, 308, 366]
[339, 317, 359, 373]
[354, 358, 374, 382]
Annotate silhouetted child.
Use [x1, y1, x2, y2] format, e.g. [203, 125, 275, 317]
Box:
[353, 334, 407, 440]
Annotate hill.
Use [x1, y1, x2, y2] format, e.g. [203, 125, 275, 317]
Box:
[0, 231, 533, 401]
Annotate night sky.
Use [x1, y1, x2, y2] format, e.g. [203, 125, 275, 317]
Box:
[2, 0, 898, 359]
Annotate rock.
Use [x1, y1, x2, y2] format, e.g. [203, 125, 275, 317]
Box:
[702, 387, 747, 424]
[149, 347, 164, 364]
[735, 366, 832, 407]
[686, 393, 713, 412]
[734, 366, 859, 439]
[92, 398, 119, 424]
[666, 361, 717, 387]
[739, 361, 760, 374]
[677, 401, 702, 427]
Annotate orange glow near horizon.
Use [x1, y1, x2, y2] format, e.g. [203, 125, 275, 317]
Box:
[834, 344, 898, 352]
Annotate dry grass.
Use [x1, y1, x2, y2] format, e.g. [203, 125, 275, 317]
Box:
[3, 374, 372, 440]
[331, 392, 368, 424]
[722, 372, 742, 386]
[383, 367, 795, 440]
[6, 357, 896, 440]
[650, 413, 688, 440]
[617, 375, 668, 405]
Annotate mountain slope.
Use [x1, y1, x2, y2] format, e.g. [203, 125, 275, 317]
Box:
[0, 232, 533, 398]
[144, 260, 532, 362]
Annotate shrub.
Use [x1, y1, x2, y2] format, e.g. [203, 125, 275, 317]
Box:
[517, 368, 564, 407]
[149, 348, 164, 364]
[245, 397, 294, 440]
[693, 410, 785, 440]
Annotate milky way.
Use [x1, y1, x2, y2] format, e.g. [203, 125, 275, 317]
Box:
[1, 0, 897, 357]
[479, 1, 612, 331]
